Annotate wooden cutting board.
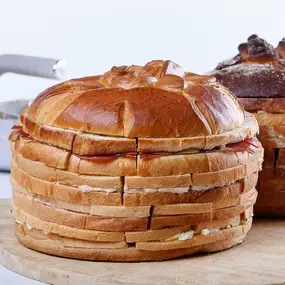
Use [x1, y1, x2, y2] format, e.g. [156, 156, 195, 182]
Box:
[0, 199, 285, 285]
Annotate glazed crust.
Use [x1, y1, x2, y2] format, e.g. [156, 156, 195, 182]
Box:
[26, 60, 245, 139]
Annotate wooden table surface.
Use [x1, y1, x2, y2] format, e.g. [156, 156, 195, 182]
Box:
[0, 199, 285, 285]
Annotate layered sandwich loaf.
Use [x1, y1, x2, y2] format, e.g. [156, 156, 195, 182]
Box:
[9, 60, 263, 261]
[211, 35, 285, 216]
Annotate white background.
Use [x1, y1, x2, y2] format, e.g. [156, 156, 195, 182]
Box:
[1, 0, 285, 283]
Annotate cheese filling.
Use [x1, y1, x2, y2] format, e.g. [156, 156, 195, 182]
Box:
[163, 219, 251, 242]
[124, 187, 190, 194]
[124, 181, 236, 194]
[78, 185, 118, 193]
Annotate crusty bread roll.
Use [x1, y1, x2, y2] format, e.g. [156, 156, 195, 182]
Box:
[10, 60, 262, 261]
[210, 35, 285, 216]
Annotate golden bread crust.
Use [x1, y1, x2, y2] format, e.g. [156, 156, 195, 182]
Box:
[26, 60, 244, 138]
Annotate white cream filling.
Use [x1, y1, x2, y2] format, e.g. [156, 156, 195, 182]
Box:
[26, 224, 33, 230]
[178, 231, 195, 241]
[163, 219, 251, 242]
[124, 187, 190, 194]
[15, 219, 24, 225]
[164, 230, 195, 242]
[124, 181, 235, 194]
[34, 198, 52, 207]
[201, 228, 219, 236]
[78, 185, 118, 193]
[191, 182, 232, 191]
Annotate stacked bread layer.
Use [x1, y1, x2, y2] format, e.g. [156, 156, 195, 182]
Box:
[9, 112, 262, 261]
[245, 110, 285, 216]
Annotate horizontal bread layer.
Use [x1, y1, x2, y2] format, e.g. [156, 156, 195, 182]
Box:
[12, 187, 256, 232]
[151, 188, 256, 216]
[13, 150, 262, 185]
[13, 187, 151, 218]
[13, 191, 148, 232]
[13, 204, 125, 242]
[14, 154, 123, 189]
[23, 117, 137, 154]
[15, 220, 251, 252]
[138, 113, 258, 152]
[13, 136, 136, 176]
[16, 224, 127, 249]
[11, 168, 123, 206]
[12, 134, 263, 176]
[15, 223, 248, 261]
[150, 190, 256, 229]
[13, 152, 259, 190]
[21, 113, 258, 154]
[126, 215, 248, 242]
[136, 222, 251, 251]
[11, 161, 258, 206]
[123, 173, 257, 206]
[14, 185, 255, 218]
[13, 203, 252, 243]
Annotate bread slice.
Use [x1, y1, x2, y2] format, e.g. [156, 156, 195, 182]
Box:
[15, 224, 248, 261]
[15, 135, 137, 176]
[126, 216, 241, 243]
[152, 203, 212, 216]
[23, 117, 137, 155]
[125, 174, 192, 189]
[212, 190, 257, 220]
[67, 153, 137, 176]
[13, 190, 148, 232]
[137, 113, 258, 152]
[136, 223, 250, 251]
[123, 172, 258, 206]
[150, 189, 256, 230]
[15, 154, 123, 189]
[16, 224, 127, 249]
[13, 204, 125, 242]
[16, 136, 71, 169]
[137, 142, 262, 177]
[11, 168, 122, 206]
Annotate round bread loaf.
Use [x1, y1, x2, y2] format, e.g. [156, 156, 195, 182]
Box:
[211, 35, 285, 216]
[10, 60, 262, 261]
